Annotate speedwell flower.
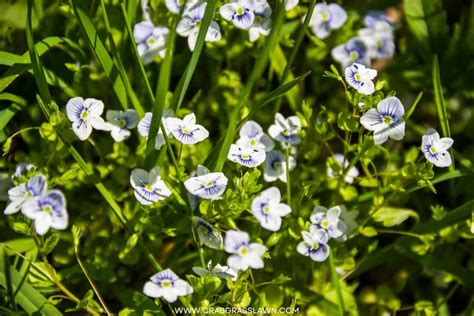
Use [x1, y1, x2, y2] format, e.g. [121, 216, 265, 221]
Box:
[326, 154, 359, 184]
[228, 136, 266, 168]
[184, 168, 228, 200]
[360, 96, 405, 145]
[143, 269, 193, 303]
[344, 63, 377, 95]
[332, 37, 370, 69]
[359, 21, 395, 60]
[268, 113, 302, 145]
[309, 3, 347, 39]
[105, 109, 139, 142]
[166, 113, 209, 145]
[4, 174, 47, 215]
[248, 1, 272, 42]
[133, 21, 169, 64]
[251, 187, 291, 231]
[66, 97, 107, 141]
[192, 260, 238, 281]
[137, 110, 174, 150]
[310, 205, 347, 239]
[194, 216, 224, 250]
[297, 230, 330, 262]
[285, 0, 298, 11]
[177, 2, 222, 51]
[12, 163, 35, 179]
[130, 167, 171, 205]
[263, 150, 296, 183]
[225, 230, 267, 272]
[239, 120, 274, 151]
[422, 128, 454, 168]
[21, 190, 68, 236]
[220, 0, 255, 30]
[363, 10, 392, 28]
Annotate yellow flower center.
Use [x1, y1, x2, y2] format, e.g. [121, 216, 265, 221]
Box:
[430, 146, 437, 154]
[145, 184, 153, 191]
[117, 119, 126, 128]
[182, 128, 191, 134]
[250, 139, 257, 146]
[147, 37, 156, 45]
[263, 205, 270, 214]
[350, 51, 359, 60]
[312, 242, 320, 250]
[241, 153, 250, 160]
[322, 11, 330, 21]
[321, 220, 330, 228]
[24, 191, 32, 198]
[161, 280, 172, 288]
[236, 7, 245, 16]
[355, 73, 361, 81]
[283, 130, 291, 136]
[205, 181, 214, 188]
[383, 116, 393, 125]
[195, 20, 202, 29]
[240, 246, 249, 256]
[80, 110, 88, 119]
[43, 205, 52, 213]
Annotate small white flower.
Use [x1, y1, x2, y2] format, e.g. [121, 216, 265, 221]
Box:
[130, 167, 171, 205]
[310, 206, 347, 239]
[166, 113, 209, 145]
[133, 22, 169, 64]
[360, 96, 405, 145]
[192, 260, 238, 281]
[143, 269, 193, 303]
[12, 163, 35, 179]
[297, 230, 330, 262]
[309, 3, 347, 39]
[358, 21, 395, 60]
[4, 174, 47, 215]
[421, 128, 454, 168]
[220, 0, 255, 30]
[327, 154, 359, 184]
[248, 2, 272, 42]
[285, 0, 298, 11]
[332, 37, 370, 69]
[228, 136, 266, 168]
[137, 110, 174, 150]
[21, 190, 68, 236]
[66, 97, 107, 141]
[194, 216, 224, 250]
[177, 2, 222, 51]
[344, 63, 377, 95]
[268, 113, 301, 145]
[105, 109, 139, 142]
[240, 120, 274, 151]
[263, 150, 296, 183]
[251, 187, 291, 231]
[184, 168, 228, 200]
[224, 230, 267, 272]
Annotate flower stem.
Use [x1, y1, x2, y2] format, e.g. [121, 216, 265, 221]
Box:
[285, 146, 291, 205]
[329, 251, 345, 316]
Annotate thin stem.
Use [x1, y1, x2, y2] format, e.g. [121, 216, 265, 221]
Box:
[285, 146, 292, 205]
[329, 251, 345, 316]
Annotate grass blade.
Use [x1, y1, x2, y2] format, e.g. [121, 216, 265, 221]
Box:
[404, 91, 423, 120]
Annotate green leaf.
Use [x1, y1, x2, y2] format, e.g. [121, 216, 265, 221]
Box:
[359, 226, 378, 237]
[373, 207, 419, 227]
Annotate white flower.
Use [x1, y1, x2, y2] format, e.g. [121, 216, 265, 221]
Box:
[297, 230, 330, 262]
[251, 187, 291, 231]
[224, 230, 267, 271]
[285, 0, 298, 11]
[192, 260, 238, 281]
[248, 2, 272, 42]
[360, 96, 405, 145]
[166, 113, 209, 145]
[133, 22, 169, 64]
[309, 3, 347, 39]
[268, 113, 301, 145]
[12, 163, 35, 179]
[177, 2, 222, 51]
[105, 109, 139, 142]
[309, 206, 347, 239]
[240, 120, 274, 151]
[344, 63, 377, 95]
[143, 269, 193, 303]
[358, 21, 395, 60]
[220, 0, 255, 30]
[21, 190, 68, 236]
[184, 168, 228, 200]
[228, 136, 266, 168]
[130, 167, 171, 205]
[194, 216, 223, 250]
[421, 128, 454, 168]
[263, 150, 296, 183]
[137, 110, 174, 150]
[331, 37, 370, 69]
[4, 174, 47, 215]
[66, 97, 107, 141]
[326, 154, 359, 184]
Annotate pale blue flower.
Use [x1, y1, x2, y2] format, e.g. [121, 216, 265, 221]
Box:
[105, 109, 139, 142]
[21, 190, 68, 236]
[228, 136, 266, 168]
[326, 154, 359, 184]
[360, 96, 405, 145]
[133, 21, 169, 64]
[12, 163, 35, 179]
[4, 174, 47, 215]
[251, 187, 291, 231]
[263, 150, 296, 183]
[344, 63, 377, 95]
[143, 269, 193, 303]
[239, 120, 274, 151]
[422, 128, 454, 168]
[166, 113, 209, 145]
[310, 206, 347, 239]
[332, 37, 370, 69]
[268, 113, 301, 145]
[66, 97, 107, 141]
[359, 21, 395, 60]
[363, 10, 392, 28]
[194, 216, 223, 250]
[137, 109, 174, 150]
[248, 1, 272, 42]
[220, 0, 255, 30]
[192, 260, 238, 281]
[130, 167, 171, 205]
[176, 2, 222, 51]
[309, 3, 347, 39]
[184, 168, 228, 200]
[297, 230, 330, 262]
[224, 230, 267, 271]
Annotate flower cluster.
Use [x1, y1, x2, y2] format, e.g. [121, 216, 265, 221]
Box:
[4, 164, 68, 236]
